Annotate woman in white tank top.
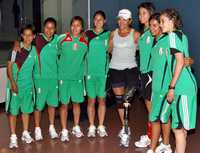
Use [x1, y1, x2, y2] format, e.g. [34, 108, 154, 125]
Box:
[108, 9, 140, 145]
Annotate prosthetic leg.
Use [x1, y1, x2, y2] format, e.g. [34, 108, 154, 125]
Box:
[120, 87, 136, 147]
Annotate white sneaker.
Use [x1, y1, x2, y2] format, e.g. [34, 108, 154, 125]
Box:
[21, 130, 34, 144]
[118, 127, 131, 138]
[60, 129, 69, 142]
[49, 125, 58, 139]
[9, 134, 18, 149]
[135, 135, 151, 148]
[155, 143, 172, 153]
[97, 125, 108, 137]
[120, 133, 130, 147]
[87, 125, 96, 137]
[35, 127, 43, 141]
[72, 125, 84, 138]
[147, 149, 154, 153]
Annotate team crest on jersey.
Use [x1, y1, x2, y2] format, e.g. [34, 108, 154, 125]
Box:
[146, 36, 151, 44]
[73, 43, 78, 51]
[159, 47, 163, 55]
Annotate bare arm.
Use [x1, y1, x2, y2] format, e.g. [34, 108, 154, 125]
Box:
[167, 52, 184, 103]
[133, 30, 140, 44]
[108, 31, 114, 54]
[7, 61, 18, 93]
[13, 40, 21, 52]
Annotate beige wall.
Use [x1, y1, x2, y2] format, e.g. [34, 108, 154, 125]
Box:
[41, 0, 88, 34]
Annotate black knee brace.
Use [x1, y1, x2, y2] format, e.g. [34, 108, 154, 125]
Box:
[115, 95, 124, 108]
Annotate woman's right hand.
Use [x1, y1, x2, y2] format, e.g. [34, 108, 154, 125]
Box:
[11, 81, 18, 94]
[13, 41, 21, 52]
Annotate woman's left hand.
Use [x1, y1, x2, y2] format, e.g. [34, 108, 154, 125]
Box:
[167, 89, 174, 104]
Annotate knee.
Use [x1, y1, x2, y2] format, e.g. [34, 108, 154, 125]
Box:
[115, 95, 124, 109]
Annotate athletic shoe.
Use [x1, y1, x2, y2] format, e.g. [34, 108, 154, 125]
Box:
[35, 127, 43, 141]
[135, 134, 151, 148]
[49, 125, 58, 139]
[120, 133, 130, 147]
[87, 125, 96, 137]
[21, 130, 34, 144]
[72, 125, 84, 138]
[60, 129, 69, 142]
[147, 149, 154, 153]
[155, 143, 172, 153]
[9, 134, 18, 148]
[97, 125, 108, 137]
[118, 127, 131, 138]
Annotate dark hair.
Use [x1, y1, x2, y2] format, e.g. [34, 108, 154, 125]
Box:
[149, 12, 161, 23]
[161, 8, 182, 29]
[138, 2, 156, 33]
[70, 16, 84, 31]
[44, 17, 57, 27]
[93, 10, 106, 20]
[20, 24, 35, 35]
[138, 2, 156, 16]
[20, 24, 35, 41]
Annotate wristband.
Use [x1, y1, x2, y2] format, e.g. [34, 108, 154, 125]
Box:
[169, 85, 175, 90]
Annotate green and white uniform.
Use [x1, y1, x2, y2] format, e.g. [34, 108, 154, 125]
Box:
[34, 33, 59, 111]
[160, 31, 197, 130]
[138, 28, 154, 100]
[85, 30, 110, 99]
[139, 28, 154, 73]
[58, 33, 88, 104]
[6, 43, 37, 115]
[149, 34, 171, 122]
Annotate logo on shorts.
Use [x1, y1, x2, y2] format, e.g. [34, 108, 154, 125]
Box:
[38, 88, 41, 94]
[60, 80, 63, 85]
[105, 40, 108, 46]
[73, 43, 78, 51]
[159, 48, 163, 55]
[146, 36, 151, 44]
[87, 75, 91, 80]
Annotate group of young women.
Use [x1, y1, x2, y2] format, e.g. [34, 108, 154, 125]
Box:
[6, 2, 197, 153]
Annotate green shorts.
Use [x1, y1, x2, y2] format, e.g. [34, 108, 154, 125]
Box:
[149, 92, 167, 122]
[86, 75, 107, 99]
[7, 88, 34, 116]
[34, 79, 59, 111]
[160, 94, 197, 130]
[59, 79, 85, 104]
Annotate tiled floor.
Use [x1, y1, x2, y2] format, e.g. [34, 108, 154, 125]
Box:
[0, 100, 199, 153]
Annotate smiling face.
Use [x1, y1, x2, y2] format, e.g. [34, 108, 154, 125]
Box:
[94, 14, 105, 29]
[21, 29, 34, 45]
[71, 20, 83, 37]
[117, 17, 132, 30]
[139, 7, 151, 25]
[150, 19, 162, 37]
[43, 22, 56, 40]
[160, 14, 174, 33]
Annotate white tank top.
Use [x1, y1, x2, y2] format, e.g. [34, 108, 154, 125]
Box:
[109, 29, 137, 70]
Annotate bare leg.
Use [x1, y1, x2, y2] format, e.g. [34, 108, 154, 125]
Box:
[60, 104, 68, 129]
[87, 98, 96, 126]
[48, 106, 56, 125]
[173, 128, 187, 153]
[98, 97, 106, 126]
[150, 122, 161, 152]
[9, 115, 17, 134]
[21, 113, 29, 131]
[73, 103, 81, 126]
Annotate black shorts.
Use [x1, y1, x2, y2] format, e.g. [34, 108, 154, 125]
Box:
[140, 72, 152, 101]
[108, 67, 139, 89]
